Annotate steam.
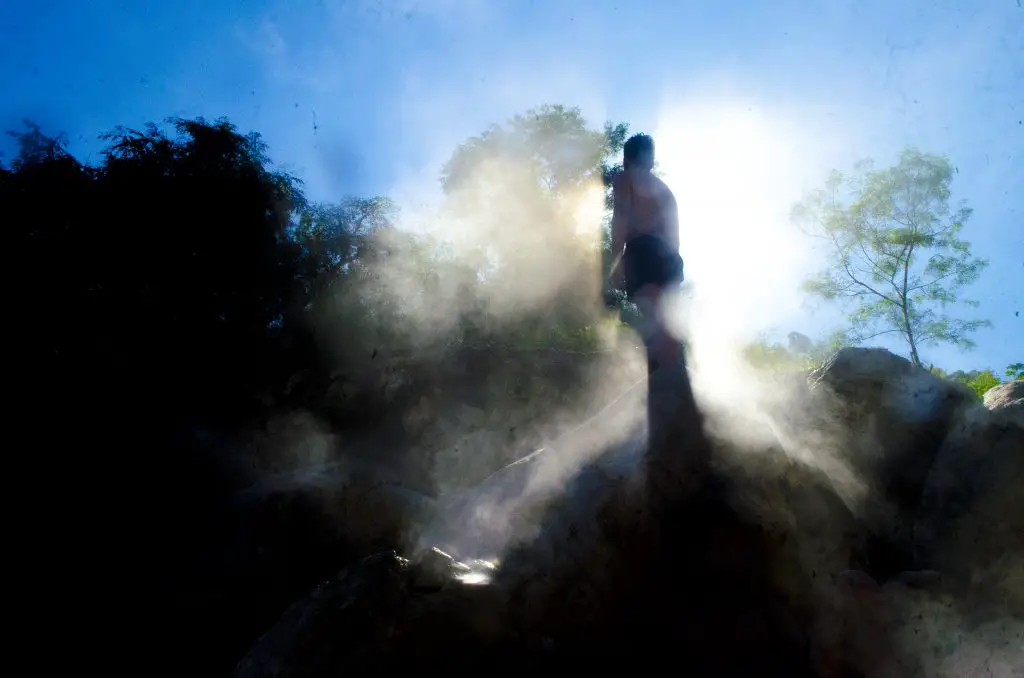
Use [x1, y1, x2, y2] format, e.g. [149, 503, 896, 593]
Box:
[647, 96, 874, 509]
[653, 102, 812, 383]
[649, 100, 825, 429]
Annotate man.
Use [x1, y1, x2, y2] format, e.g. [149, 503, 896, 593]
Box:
[608, 133, 684, 371]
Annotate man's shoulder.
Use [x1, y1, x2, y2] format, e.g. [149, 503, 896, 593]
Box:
[653, 175, 676, 201]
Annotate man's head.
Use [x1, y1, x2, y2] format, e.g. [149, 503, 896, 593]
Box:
[623, 133, 655, 170]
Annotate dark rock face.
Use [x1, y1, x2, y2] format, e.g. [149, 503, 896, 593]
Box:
[914, 401, 1024, 605]
[232, 348, 1024, 678]
[237, 495, 814, 677]
[805, 348, 972, 579]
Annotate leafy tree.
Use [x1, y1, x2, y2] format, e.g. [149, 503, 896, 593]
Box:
[792, 147, 990, 367]
[741, 333, 838, 372]
[6, 116, 312, 430]
[929, 366, 1003, 399]
[6, 119, 75, 169]
[1006, 362, 1024, 380]
[952, 369, 1001, 399]
[292, 196, 398, 309]
[438, 104, 628, 348]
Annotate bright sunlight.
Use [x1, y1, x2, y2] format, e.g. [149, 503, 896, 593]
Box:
[653, 101, 824, 408]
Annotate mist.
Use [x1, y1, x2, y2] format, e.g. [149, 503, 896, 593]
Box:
[273, 83, 856, 556]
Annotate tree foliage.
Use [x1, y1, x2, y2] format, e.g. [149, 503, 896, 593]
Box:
[928, 366, 1003, 399]
[792, 148, 990, 367]
[741, 332, 841, 373]
[437, 104, 629, 345]
[1004, 362, 1024, 381]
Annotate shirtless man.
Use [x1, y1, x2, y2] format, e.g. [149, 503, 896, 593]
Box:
[608, 133, 684, 371]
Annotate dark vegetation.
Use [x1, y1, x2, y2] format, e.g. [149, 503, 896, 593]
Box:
[7, 109, 629, 673]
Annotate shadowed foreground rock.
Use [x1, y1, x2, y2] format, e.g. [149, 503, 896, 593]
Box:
[235, 350, 1024, 678]
[237, 486, 813, 677]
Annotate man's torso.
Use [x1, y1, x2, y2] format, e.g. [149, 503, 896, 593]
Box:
[618, 167, 676, 242]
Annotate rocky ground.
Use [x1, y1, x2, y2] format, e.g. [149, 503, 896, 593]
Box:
[231, 348, 1023, 678]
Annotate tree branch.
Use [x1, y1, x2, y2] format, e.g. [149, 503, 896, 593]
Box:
[848, 327, 906, 342]
[824, 227, 900, 305]
[908, 269, 956, 293]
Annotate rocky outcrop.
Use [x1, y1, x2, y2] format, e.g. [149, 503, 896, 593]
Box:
[983, 379, 1024, 425]
[914, 392, 1024, 610]
[234, 347, 1023, 677]
[806, 349, 977, 577]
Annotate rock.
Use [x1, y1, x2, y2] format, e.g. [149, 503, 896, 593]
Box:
[878, 579, 1024, 677]
[984, 380, 1024, 426]
[235, 365, 819, 676]
[234, 551, 411, 678]
[808, 347, 975, 578]
[408, 546, 457, 591]
[234, 550, 515, 677]
[984, 380, 1023, 411]
[232, 347, 1019, 678]
[914, 400, 1024, 609]
[417, 377, 648, 563]
[895, 569, 943, 590]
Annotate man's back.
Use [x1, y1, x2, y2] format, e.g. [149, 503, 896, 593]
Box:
[614, 167, 678, 249]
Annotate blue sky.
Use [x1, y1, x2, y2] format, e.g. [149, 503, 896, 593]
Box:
[2, 0, 1021, 373]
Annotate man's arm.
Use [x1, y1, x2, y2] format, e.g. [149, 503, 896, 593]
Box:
[665, 189, 680, 251]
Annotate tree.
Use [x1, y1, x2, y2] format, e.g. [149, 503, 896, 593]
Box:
[950, 369, 1001, 399]
[438, 104, 628, 346]
[292, 196, 398, 306]
[741, 333, 839, 372]
[1006, 362, 1024, 380]
[6, 116, 312, 428]
[928, 366, 1003, 399]
[792, 147, 990, 367]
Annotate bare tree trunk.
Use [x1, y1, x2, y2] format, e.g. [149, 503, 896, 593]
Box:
[906, 323, 922, 367]
[901, 245, 922, 367]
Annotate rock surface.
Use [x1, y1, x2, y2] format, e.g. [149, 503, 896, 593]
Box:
[983, 379, 1024, 425]
[235, 347, 1024, 677]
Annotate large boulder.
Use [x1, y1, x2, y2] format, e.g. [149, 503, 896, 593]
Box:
[806, 347, 975, 577]
[983, 380, 1024, 426]
[914, 398, 1024, 610]
[235, 461, 816, 677]
[817, 572, 1024, 677]
[231, 348, 1020, 677]
[234, 364, 818, 676]
[416, 374, 649, 562]
[234, 550, 517, 677]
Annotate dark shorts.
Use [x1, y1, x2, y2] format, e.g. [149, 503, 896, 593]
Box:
[623, 234, 684, 299]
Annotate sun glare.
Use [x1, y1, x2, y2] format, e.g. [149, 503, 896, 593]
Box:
[652, 103, 818, 403]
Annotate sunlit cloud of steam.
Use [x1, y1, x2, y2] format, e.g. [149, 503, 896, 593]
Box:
[648, 96, 872, 503]
[652, 98, 832, 411]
